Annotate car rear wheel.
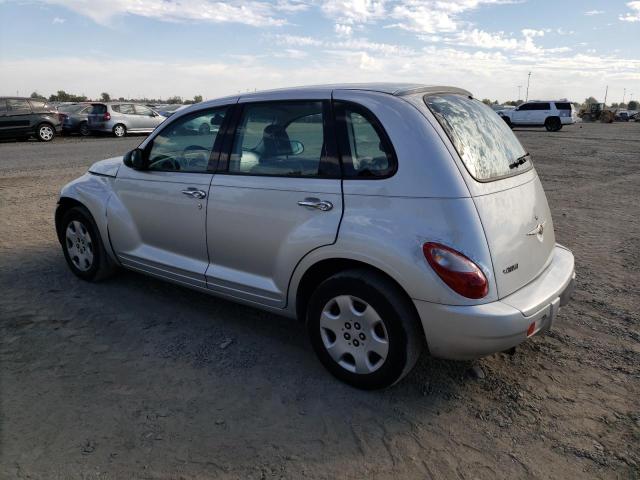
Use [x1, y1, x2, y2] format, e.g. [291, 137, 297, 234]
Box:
[113, 124, 126, 137]
[545, 117, 562, 132]
[37, 123, 55, 142]
[306, 269, 423, 389]
[60, 206, 117, 282]
[79, 122, 90, 136]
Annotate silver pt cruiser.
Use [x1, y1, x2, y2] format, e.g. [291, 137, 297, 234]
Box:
[55, 84, 576, 389]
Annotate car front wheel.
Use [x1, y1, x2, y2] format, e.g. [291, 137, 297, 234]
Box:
[79, 122, 90, 136]
[306, 269, 423, 389]
[60, 206, 117, 282]
[37, 123, 55, 142]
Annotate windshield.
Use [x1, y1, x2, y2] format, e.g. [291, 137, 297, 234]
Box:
[58, 104, 87, 113]
[424, 94, 530, 181]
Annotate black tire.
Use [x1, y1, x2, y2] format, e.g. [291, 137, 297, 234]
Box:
[79, 122, 90, 136]
[36, 123, 55, 142]
[545, 117, 561, 132]
[113, 124, 127, 137]
[306, 269, 423, 389]
[60, 206, 117, 282]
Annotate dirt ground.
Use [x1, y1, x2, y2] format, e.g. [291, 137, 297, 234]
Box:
[1, 124, 638, 479]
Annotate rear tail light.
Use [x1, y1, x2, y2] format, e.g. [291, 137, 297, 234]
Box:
[103, 112, 111, 121]
[422, 242, 489, 299]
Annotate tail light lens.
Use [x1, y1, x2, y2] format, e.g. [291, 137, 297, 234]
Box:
[103, 112, 111, 121]
[422, 242, 488, 299]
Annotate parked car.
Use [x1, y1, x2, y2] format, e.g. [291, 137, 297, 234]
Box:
[55, 84, 575, 389]
[0, 97, 61, 141]
[58, 103, 92, 136]
[155, 104, 188, 118]
[614, 110, 630, 122]
[498, 101, 577, 131]
[87, 103, 166, 137]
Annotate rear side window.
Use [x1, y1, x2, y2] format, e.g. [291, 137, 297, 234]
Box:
[117, 104, 135, 114]
[424, 94, 530, 181]
[90, 104, 107, 114]
[7, 99, 31, 112]
[29, 100, 46, 110]
[228, 101, 338, 177]
[555, 102, 572, 110]
[533, 103, 550, 110]
[335, 102, 396, 179]
[0, 100, 7, 114]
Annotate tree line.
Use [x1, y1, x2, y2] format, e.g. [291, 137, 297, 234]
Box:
[29, 90, 204, 105]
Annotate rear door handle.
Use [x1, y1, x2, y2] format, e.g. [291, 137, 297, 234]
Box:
[297, 198, 333, 211]
[182, 188, 207, 199]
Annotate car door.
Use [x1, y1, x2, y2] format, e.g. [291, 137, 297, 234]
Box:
[205, 95, 342, 307]
[533, 102, 550, 123]
[107, 105, 231, 288]
[0, 99, 9, 136]
[134, 104, 163, 131]
[4, 98, 33, 136]
[512, 103, 532, 124]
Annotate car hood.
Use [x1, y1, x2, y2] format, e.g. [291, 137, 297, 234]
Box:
[88, 157, 122, 177]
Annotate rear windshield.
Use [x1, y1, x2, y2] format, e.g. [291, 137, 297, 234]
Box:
[554, 102, 572, 110]
[90, 104, 107, 114]
[424, 94, 530, 181]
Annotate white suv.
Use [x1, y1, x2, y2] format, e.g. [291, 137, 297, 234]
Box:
[498, 101, 577, 131]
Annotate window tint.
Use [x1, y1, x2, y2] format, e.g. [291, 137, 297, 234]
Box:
[118, 104, 135, 114]
[135, 105, 153, 116]
[0, 100, 7, 114]
[90, 104, 107, 114]
[229, 102, 327, 177]
[147, 107, 228, 172]
[554, 102, 572, 110]
[29, 100, 46, 110]
[337, 103, 395, 178]
[533, 103, 550, 110]
[7, 99, 31, 112]
[424, 94, 530, 181]
[518, 103, 533, 111]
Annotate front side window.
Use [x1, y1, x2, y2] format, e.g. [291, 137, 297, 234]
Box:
[7, 99, 31, 112]
[424, 94, 530, 181]
[147, 107, 228, 172]
[228, 101, 330, 177]
[518, 103, 533, 111]
[336, 103, 395, 178]
[0, 100, 7, 114]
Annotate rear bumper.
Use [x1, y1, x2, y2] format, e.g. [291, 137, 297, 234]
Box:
[414, 244, 575, 360]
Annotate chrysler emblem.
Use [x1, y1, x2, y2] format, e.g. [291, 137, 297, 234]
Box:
[527, 220, 546, 241]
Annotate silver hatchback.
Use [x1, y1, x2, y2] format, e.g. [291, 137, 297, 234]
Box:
[56, 84, 575, 389]
[87, 102, 166, 137]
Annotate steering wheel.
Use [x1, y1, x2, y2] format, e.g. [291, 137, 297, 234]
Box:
[182, 145, 210, 170]
[148, 154, 180, 171]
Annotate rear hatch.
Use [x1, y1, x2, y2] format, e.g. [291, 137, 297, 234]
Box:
[423, 94, 555, 298]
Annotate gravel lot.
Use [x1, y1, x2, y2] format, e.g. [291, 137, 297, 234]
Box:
[1, 125, 639, 479]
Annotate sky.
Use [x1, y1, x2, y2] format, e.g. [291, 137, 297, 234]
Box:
[0, 0, 639, 103]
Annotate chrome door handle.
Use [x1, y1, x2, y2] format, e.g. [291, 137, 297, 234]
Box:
[297, 198, 333, 211]
[181, 188, 207, 199]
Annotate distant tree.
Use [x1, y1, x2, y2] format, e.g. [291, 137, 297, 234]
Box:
[193, 94, 203, 103]
[611, 102, 619, 108]
[583, 96, 598, 107]
[118, 97, 125, 101]
[481, 98, 492, 105]
[618, 102, 627, 109]
[30, 91, 42, 99]
[100, 92, 111, 102]
[166, 96, 182, 104]
[628, 100, 638, 110]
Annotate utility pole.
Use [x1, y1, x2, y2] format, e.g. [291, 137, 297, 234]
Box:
[622, 88, 626, 104]
[517, 85, 522, 100]
[604, 85, 608, 106]
[525, 72, 531, 101]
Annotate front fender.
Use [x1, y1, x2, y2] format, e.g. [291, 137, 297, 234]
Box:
[57, 173, 119, 264]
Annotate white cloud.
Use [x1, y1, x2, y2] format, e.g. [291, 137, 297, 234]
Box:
[52, 17, 65, 24]
[41, 0, 302, 27]
[335, 23, 354, 37]
[269, 34, 323, 47]
[619, 1, 640, 22]
[584, 10, 604, 16]
[320, 0, 386, 25]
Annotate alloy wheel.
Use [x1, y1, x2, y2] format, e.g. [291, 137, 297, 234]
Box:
[39, 125, 54, 141]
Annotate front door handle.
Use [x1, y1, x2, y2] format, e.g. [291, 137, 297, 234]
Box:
[181, 188, 207, 199]
[297, 198, 333, 211]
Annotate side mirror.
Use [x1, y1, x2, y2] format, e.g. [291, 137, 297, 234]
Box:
[290, 140, 304, 155]
[123, 148, 146, 170]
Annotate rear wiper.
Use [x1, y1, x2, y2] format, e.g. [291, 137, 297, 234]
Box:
[509, 152, 530, 169]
